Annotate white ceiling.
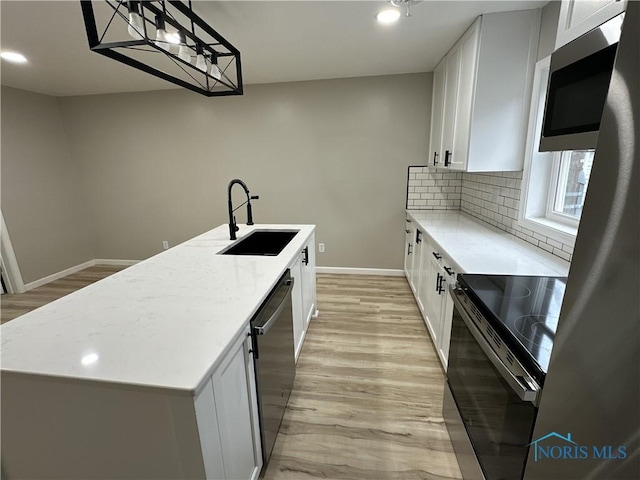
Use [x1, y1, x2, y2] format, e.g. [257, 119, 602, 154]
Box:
[0, 0, 547, 97]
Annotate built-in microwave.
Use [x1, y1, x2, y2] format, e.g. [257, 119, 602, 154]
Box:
[539, 13, 624, 152]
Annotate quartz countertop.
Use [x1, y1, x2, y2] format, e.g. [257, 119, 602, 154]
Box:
[406, 211, 569, 276]
[1, 224, 315, 393]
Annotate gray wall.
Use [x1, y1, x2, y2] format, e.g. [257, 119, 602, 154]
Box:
[2, 73, 431, 279]
[1, 86, 94, 284]
[57, 73, 431, 269]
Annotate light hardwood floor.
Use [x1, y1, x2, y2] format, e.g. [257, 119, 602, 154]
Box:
[1, 268, 462, 479]
[0, 265, 128, 324]
[263, 274, 462, 480]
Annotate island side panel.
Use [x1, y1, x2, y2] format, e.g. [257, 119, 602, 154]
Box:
[1, 373, 206, 479]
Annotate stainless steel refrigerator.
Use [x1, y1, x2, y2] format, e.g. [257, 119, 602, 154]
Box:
[524, 3, 639, 479]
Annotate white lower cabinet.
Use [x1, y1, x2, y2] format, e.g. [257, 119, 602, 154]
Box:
[289, 232, 317, 362]
[195, 327, 262, 480]
[290, 252, 306, 360]
[301, 233, 317, 327]
[415, 230, 428, 314]
[423, 246, 446, 349]
[408, 225, 459, 370]
[404, 216, 416, 280]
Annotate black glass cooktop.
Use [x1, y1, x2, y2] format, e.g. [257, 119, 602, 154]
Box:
[458, 274, 567, 384]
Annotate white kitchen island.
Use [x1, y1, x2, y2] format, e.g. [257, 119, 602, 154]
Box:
[1, 223, 316, 480]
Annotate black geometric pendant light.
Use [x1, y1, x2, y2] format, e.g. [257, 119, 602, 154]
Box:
[80, 1, 243, 97]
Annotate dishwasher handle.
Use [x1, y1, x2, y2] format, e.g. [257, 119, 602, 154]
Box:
[253, 278, 294, 337]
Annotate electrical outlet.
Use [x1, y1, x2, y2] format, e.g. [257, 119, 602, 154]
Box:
[318, 243, 325, 253]
[162, 241, 169, 250]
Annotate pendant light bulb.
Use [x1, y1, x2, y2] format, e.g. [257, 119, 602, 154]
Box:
[210, 52, 221, 80]
[154, 15, 170, 51]
[127, 1, 144, 40]
[177, 32, 191, 63]
[195, 46, 207, 72]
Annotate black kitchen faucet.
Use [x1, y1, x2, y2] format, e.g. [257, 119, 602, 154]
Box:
[227, 179, 259, 240]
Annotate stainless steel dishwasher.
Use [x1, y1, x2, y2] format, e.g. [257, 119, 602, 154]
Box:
[250, 269, 296, 470]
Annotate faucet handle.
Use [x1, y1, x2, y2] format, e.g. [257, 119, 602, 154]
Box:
[250, 195, 259, 200]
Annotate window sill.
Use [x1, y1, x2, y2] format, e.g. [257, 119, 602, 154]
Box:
[519, 216, 577, 247]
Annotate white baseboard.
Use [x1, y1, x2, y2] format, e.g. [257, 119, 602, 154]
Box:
[315, 267, 404, 277]
[95, 259, 140, 266]
[23, 259, 140, 292]
[24, 259, 96, 291]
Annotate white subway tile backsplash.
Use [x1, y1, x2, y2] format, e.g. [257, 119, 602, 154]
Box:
[547, 238, 563, 249]
[538, 242, 554, 253]
[407, 167, 573, 263]
[406, 166, 462, 212]
[553, 248, 572, 261]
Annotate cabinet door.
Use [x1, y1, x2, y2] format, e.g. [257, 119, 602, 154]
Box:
[424, 252, 445, 346]
[211, 333, 262, 480]
[556, 0, 626, 49]
[449, 21, 480, 171]
[416, 235, 432, 315]
[437, 265, 457, 369]
[439, 283, 455, 369]
[194, 378, 226, 479]
[301, 235, 316, 327]
[441, 44, 461, 168]
[428, 59, 446, 167]
[411, 230, 425, 311]
[404, 218, 416, 281]
[289, 254, 305, 361]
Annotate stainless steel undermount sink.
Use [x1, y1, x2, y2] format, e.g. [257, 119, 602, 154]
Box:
[219, 229, 299, 256]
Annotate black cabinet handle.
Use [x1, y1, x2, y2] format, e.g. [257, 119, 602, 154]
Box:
[408, 244, 412, 255]
[444, 266, 454, 276]
[437, 274, 445, 294]
[415, 230, 422, 244]
[432, 252, 442, 260]
[433, 152, 439, 166]
[405, 229, 410, 234]
[444, 150, 451, 167]
[406, 218, 411, 223]
[302, 246, 309, 265]
[436, 273, 441, 291]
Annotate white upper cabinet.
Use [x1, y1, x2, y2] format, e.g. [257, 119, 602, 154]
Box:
[428, 10, 541, 172]
[555, 0, 626, 49]
[449, 21, 480, 171]
[428, 59, 446, 168]
[441, 47, 460, 169]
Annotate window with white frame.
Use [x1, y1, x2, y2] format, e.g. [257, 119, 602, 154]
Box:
[519, 56, 595, 245]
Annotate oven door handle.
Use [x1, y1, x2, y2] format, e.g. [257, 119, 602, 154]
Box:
[451, 289, 540, 405]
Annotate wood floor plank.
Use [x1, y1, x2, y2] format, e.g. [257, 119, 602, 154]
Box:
[0, 265, 127, 324]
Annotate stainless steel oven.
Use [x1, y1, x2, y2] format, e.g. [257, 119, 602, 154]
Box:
[443, 274, 566, 480]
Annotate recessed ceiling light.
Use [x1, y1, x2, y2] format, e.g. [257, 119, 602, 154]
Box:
[1, 51, 28, 64]
[376, 8, 401, 25]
